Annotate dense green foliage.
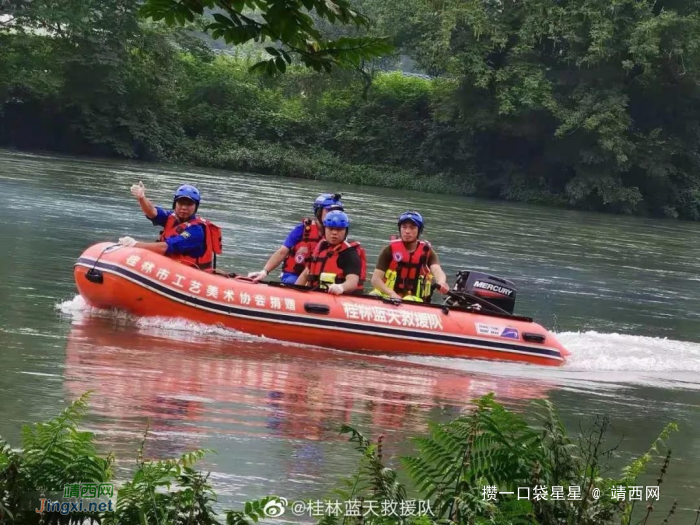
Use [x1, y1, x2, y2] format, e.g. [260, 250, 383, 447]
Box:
[139, 0, 392, 74]
[2, 0, 700, 218]
[397, 0, 700, 219]
[0, 393, 683, 524]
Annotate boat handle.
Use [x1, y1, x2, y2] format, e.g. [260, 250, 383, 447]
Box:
[523, 332, 546, 343]
[304, 303, 331, 315]
[85, 269, 104, 284]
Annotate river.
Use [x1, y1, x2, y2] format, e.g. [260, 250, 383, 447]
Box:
[1, 149, 699, 522]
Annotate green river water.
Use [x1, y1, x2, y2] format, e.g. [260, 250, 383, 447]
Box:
[1, 149, 699, 522]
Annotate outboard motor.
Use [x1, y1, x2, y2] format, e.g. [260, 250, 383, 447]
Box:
[451, 271, 517, 314]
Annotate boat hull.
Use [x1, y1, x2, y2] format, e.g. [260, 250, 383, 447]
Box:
[74, 243, 569, 366]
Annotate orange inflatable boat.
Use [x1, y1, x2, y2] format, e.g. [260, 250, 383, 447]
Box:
[74, 243, 570, 366]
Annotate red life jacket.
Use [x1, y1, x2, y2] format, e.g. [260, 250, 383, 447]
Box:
[385, 238, 434, 301]
[282, 218, 322, 275]
[159, 214, 223, 273]
[307, 239, 367, 292]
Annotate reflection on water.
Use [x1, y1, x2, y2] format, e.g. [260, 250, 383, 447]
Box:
[64, 316, 552, 445]
[57, 314, 700, 521]
[61, 314, 557, 507]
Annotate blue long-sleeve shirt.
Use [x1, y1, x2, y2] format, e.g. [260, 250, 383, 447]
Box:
[283, 223, 305, 249]
[150, 207, 206, 257]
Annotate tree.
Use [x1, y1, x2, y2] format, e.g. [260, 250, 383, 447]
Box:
[0, 0, 188, 158]
[139, 0, 393, 74]
[395, 0, 700, 218]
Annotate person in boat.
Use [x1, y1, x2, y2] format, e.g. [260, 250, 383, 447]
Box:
[370, 210, 449, 303]
[295, 210, 367, 295]
[118, 181, 222, 273]
[247, 193, 344, 284]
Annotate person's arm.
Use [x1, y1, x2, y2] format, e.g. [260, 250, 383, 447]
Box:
[125, 224, 204, 256]
[425, 248, 449, 293]
[264, 246, 291, 273]
[249, 245, 290, 281]
[339, 274, 360, 293]
[328, 249, 362, 295]
[138, 196, 157, 219]
[369, 247, 402, 299]
[250, 225, 302, 281]
[429, 263, 449, 293]
[134, 241, 168, 255]
[295, 268, 309, 286]
[371, 269, 402, 300]
[118, 236, 168, 254]
[130, 181, 157, 219]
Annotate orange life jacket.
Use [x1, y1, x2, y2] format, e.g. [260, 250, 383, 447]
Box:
[384, 238, 434, 301]
[282, 218, 322, 275]
[159, 214, 223, 273]
[307, 240, 367, 292]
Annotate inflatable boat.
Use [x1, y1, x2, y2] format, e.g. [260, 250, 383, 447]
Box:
[74, 243, 570, 366]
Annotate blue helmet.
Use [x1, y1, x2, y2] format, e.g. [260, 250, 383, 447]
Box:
[173, 184, 201, 209]
[398, 210, 424, 233]
[323, 210, 350, 229]
[313, 193, 344, 216]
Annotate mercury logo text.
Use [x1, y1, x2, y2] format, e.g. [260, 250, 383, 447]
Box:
[473, 281, 513, 296]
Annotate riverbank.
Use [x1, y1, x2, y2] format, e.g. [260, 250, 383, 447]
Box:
[2, 24, 700, 220]
[174, 139, 478, 196]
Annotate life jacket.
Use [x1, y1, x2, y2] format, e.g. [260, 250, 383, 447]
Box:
[374, 238, 434, 302]
[307, 239, 367, 292]
[159, 214, 223, 273]
[282, 218, 322, 275]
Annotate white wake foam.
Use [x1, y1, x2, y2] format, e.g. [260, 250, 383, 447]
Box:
[56, 295, 310, 347]
[558, 331, 700, 373]
[57, 295, 99, 316]
[57, 295, 256, 341]
[57, 295, 700, 386]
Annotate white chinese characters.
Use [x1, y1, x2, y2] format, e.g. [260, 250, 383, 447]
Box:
[342, 303, 444, 330]
[481, 486, 661, 502]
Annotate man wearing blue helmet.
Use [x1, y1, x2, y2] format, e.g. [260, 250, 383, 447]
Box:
[118, 181, 222, 272]
[295, 210, 367, 295]
[370, 210, 448, 302]
[248, 193, 344, 284]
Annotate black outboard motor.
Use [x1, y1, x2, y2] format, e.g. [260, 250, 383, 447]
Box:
[451, 271, 517, 314]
